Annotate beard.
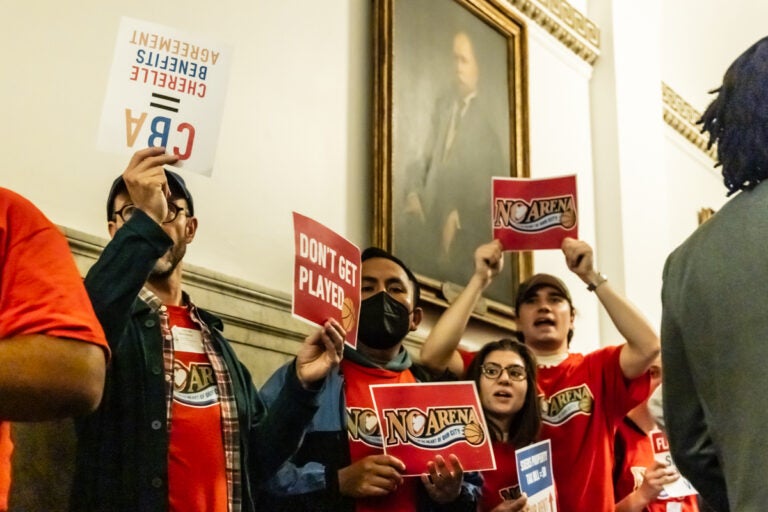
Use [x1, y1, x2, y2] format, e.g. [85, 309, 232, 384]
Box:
[149, 243, 186, 280]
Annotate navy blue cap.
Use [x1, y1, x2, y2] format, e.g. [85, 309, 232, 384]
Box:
[106, 169, 194, 220]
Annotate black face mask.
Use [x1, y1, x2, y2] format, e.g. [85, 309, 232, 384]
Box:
[358, 291, 411, 350]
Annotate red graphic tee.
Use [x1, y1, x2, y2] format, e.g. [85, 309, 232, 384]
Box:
[166, 305, 226, 512]
[341, 359, 418, 512]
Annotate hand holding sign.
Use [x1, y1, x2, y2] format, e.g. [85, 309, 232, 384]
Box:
[634, 460, 680, 504]
[649, 429, 698, 499]
[338, 454, 405, 498]
[121, 146, 179, 225]
[420, 454, 464, 504]
[295, 319, 346, 389]
[561, 237, 595, 281]
[474, 240, 504, 287]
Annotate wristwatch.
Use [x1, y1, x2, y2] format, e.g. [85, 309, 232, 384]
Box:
[587, 272, 608, 292]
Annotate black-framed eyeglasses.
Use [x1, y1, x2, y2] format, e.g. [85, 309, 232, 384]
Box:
[480, 363, 527, 381]
[113, 202, 188, 224]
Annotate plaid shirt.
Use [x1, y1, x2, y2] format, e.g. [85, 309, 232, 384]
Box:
[139, 288, 242, 512]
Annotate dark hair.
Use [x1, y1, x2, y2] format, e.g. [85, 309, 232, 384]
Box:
[361, 247, 421, 306]
[466, 338, 540, 447]
[700, 36, 768, 196]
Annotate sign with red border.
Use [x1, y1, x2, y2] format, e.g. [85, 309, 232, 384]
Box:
[292, 212, 360, 347]
[370, 382, 495, 476]
[492, 175, 578, 251]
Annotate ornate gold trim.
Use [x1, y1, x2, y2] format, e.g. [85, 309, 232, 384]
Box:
[662, 82, 717, 161]
[373, 0, 531, 328]
[501, 0, 600, 64]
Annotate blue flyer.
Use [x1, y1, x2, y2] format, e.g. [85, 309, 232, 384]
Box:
[515, 439, 558, 510]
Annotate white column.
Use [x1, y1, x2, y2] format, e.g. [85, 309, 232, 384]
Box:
[588, 0, 667, 343]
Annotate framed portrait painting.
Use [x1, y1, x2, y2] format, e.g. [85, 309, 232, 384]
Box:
[373, 0, 531, 319]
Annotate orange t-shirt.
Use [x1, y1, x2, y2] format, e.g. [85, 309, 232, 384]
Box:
[166, 305, 227, 512]
[0, 189, 109, 511]
[341, 358, 418, 512]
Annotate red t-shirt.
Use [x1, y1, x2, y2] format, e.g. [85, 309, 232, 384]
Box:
[614, 419, 700, 512]
[166, 305, 227, 512]
[537, 346, 650, 512]
[341, 358, 418, 512]
[0, 189, 109, 511]
[480, 441, 520, 511]
[457, 348, 476, 374]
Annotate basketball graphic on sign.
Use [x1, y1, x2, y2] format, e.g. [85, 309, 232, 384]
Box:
[341, 297, 356, 331]
[463, 422, 485, 446]
[561, 208, 576, 229]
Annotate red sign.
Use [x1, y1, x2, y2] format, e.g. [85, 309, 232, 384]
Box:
[370, 382, 496, 476]
[492, 175, 578, 251]
[292, 212, 360, 347]
[650, 430, 670, 454]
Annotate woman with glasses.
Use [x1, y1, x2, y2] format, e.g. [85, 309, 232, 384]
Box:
[466, 338, 543, 512]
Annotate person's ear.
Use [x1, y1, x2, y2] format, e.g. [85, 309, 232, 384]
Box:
[410, 306, 423, 331]
[184, 217, 198, 243]
[107, 221, 118, 239]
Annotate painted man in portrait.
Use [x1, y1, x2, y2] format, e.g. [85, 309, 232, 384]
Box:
[396, 27, 508, 296]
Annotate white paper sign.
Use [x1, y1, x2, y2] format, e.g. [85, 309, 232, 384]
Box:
[97, 17, 232, 176]
[649, 429, 698, 499]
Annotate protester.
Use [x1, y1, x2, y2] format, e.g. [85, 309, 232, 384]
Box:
[71, 147, 345, 512]
[420, 238, 659, 511]
[0, 188, 109, 511]
[466, 338, 541, 512]
[614, 359, 699, 511]
[260, 246, 479, 511]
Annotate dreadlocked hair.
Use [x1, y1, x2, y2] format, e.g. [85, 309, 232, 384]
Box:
[699, 36, 768, 196]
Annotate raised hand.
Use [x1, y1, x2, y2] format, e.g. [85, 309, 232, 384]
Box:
[474, 239, 503, 286]
[295, 319, 345, 388]
[561, 237, 598, 284]
[338, 454, 406, 498]
[121, 147, 179, 225]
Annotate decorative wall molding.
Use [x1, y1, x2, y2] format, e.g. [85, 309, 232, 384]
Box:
[61, 226, 428, 383]
[662, 82, 717, 162]
[501, 0, 600, 64]
[63, 226, 309, 350]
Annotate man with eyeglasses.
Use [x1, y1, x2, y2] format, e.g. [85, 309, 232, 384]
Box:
[420, 239, 659, 511]
[71, 146, 346, 512]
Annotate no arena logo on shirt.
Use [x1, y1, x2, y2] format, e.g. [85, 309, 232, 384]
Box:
[539, 384, 593, 425]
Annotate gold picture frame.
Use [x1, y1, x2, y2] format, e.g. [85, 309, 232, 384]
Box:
[373, 0, 532, 323]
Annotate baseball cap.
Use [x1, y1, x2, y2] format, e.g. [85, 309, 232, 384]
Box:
[514, 273, 572, 314]
[361, 247, 421, 306]
[106, 169, 194, 221]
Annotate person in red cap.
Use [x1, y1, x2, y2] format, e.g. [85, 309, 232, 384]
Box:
[420, 238, 659, 511]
